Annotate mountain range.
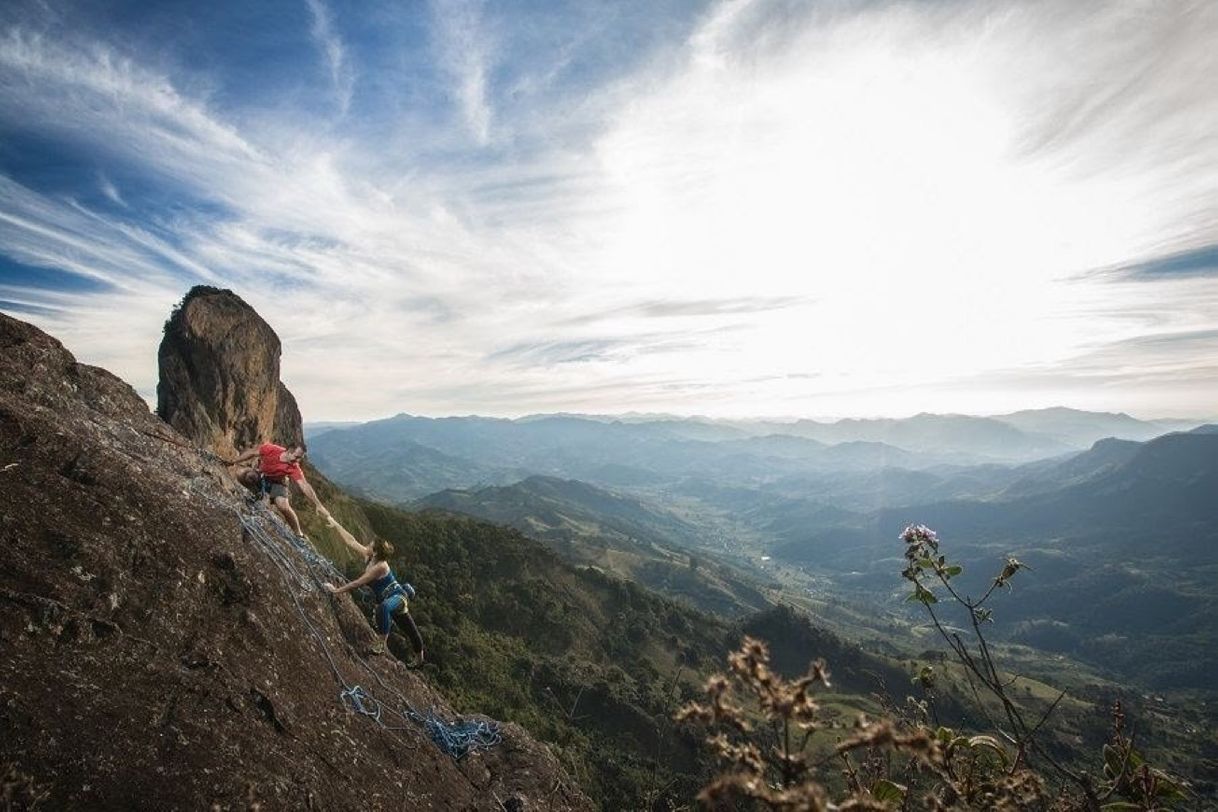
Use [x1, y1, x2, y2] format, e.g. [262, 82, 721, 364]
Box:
[307, 408, 1207, 504]
[307, 408, 1218, 692]
[760, 430, 1218, 689]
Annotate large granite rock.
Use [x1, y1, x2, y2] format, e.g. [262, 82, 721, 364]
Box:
[157, 286, 304, 459]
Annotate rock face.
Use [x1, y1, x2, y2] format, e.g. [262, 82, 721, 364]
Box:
[0, 310, 591, 810]
[157, 286, 304, 459]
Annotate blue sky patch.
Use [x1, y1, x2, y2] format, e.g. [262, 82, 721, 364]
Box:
[1117, 244, 1218, 281]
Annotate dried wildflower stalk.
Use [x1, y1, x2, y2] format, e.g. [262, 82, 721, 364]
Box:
[675, 525, 1190, 810]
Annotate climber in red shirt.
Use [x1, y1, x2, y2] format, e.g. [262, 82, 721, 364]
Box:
[226, 442, 330, 538]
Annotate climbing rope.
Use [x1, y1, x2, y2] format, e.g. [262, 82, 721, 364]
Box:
[340, 685, 383, 723]
[184, 474, 501, 760]
[341, 686, 502, 760]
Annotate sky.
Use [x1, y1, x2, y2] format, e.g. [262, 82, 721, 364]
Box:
[1, 0, 1216, 422]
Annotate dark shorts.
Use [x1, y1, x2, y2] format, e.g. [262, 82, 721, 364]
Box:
[264, 478, 290, 500]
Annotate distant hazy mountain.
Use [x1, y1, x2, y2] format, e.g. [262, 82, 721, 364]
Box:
[308, 433, 524, 502]
[786, 413, 1074, 460]
[622, 418, 749, 442]
[989, 407, 1188, 448]
[308, 412, 943, 498]
[771, 432, 1218, 569]
[899, 432, 1218, 553]
[769, 431, 1218, 689]
[303, 420, 363, 440]
[995, 436, 1143, 499]
[309, 408, 1207, 512]
[313, 408, 1206, 479]
[307, 407, 1218, 689]
[723, 408, 1208, 460]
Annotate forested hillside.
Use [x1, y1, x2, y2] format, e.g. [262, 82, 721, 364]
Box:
[298, 491, 923, 807]
[416, 475, 772, 616]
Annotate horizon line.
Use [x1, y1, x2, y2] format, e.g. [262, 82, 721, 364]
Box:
[299, 406, 1217, 427]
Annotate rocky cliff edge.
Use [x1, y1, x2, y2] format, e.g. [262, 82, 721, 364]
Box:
[0, 309, 591, 810]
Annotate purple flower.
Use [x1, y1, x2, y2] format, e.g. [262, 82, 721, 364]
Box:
[900, 524, 939, 545]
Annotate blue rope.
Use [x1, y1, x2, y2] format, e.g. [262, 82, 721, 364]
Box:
[420, 713, 503, 761]
[187, 475, 503, 761]
[339, 686, 501, 760]
[246, 498, 346, 583]
[340, 685, 383, 723]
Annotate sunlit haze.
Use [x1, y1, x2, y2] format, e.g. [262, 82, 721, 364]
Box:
[1, 1, 1216, 421]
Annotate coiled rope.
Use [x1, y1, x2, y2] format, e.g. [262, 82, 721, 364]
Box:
[341, 685, 501, 758]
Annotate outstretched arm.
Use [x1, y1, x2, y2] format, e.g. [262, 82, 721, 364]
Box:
[326, 515, 370, 559]
[325, 561, 387, 595]
[225, 447, 260, 466]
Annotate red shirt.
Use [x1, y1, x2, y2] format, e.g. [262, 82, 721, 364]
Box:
[258, 443, 303, 482]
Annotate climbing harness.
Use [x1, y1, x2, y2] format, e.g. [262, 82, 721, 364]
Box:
[371, 572, 416, 603]
[184, 474, 501, 760]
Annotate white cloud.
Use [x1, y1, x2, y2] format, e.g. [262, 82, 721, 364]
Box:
[304, 0, 355, 115]
[0, 29, 262, 162]
[1, 1, 1216, 420]
[429, 0, 495, 145]
[563, 0, 1218, 415]
[98, 173, 125, 206]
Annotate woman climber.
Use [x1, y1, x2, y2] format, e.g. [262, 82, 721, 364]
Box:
[322, 517, 425, 663]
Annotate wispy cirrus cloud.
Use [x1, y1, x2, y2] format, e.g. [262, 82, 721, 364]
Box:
[97, 173, 125, 207]
[0, 0, 1216, 421]
[939, 329, 1218, 420]
[428, 0, 495, 145]
[0, 28, 264, 170]
[559, 295, 809, 325]
[1098, 244, 1218, 282]
[304, 0, 356, 116]
[635, 296, 807, 318]
[488, 338, 626, 366]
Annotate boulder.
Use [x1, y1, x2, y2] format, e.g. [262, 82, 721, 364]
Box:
[157, 286, 303, 459]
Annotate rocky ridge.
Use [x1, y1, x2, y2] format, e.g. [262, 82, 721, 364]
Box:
[0, 301, 590, 810]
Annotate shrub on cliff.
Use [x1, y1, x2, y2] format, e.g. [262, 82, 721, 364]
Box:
[677, 525, 1190, 810]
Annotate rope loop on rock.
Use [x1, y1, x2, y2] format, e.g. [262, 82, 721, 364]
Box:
[185, 474, 501, 760]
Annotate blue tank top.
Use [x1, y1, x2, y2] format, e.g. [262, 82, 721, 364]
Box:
[370, 566, 400, 601]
